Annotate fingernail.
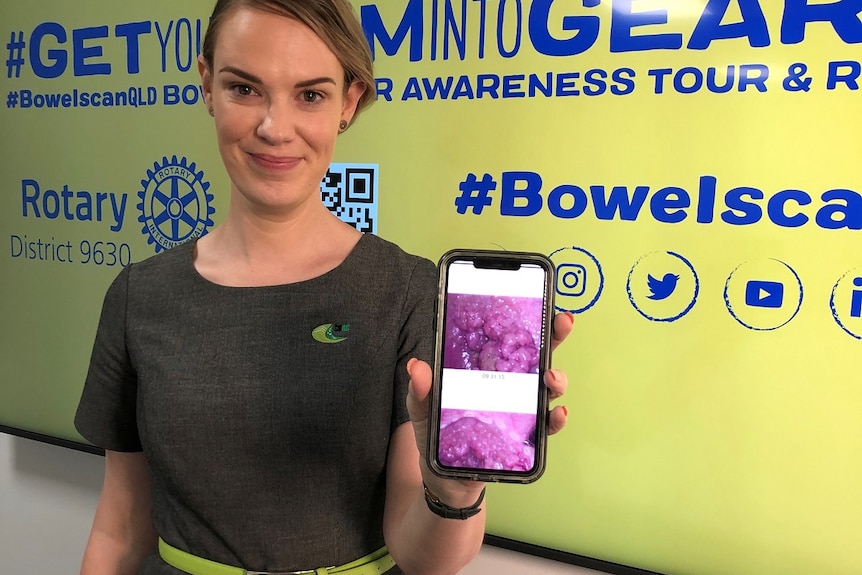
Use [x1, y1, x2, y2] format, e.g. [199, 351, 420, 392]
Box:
[562, 405, 568, 417]
[565, 311, 574, 322]
[406, 358, 417, 373]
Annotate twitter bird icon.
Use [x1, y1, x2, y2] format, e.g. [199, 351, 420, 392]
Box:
[647, 273, 679, 300]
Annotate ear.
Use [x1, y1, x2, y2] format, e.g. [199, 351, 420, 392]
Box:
[198, 55, 213, 112]
[341, 80, 367, 126]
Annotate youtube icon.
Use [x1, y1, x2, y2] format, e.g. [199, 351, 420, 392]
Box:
[745, 280, 784, 308]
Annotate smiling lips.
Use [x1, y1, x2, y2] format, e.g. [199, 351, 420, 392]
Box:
[248, 152, 302, 171]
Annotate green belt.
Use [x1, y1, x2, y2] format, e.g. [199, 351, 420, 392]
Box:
[159, 537, 396, 575]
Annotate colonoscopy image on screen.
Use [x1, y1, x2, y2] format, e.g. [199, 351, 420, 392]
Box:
[438, 262, 547, 472]
[443, 294, 543, 373]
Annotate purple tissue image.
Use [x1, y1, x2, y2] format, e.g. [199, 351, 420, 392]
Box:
[438, 408, 536, 471]
[444, 294, 543, 373]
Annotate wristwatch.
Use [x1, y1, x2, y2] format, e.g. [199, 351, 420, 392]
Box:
[423, 482, 486, 520]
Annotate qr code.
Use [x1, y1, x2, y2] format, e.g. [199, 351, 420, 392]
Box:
[320, 163, 378, 234]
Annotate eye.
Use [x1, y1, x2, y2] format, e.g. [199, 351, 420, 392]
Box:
[231, 83, 256, 97]
[301, 90, 323, 103]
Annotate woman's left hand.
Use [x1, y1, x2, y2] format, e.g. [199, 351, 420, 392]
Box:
[405, 311, 574, 495]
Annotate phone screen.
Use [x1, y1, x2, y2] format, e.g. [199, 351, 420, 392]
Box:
[436, 258, 550, 477]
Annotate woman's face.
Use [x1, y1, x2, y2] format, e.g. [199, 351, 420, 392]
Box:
[199, 7, 364, 217]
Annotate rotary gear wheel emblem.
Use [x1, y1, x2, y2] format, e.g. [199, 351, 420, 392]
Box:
[137, 155, 215, 253]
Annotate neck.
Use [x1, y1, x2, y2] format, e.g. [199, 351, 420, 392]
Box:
[220, 196, 331, 257]
[194, 198, 361, 286]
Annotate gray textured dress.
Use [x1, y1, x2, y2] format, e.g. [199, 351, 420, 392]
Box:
[75, 234, 436, 574]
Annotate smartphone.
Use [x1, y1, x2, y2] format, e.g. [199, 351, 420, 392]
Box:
[427, 249, 555, 483]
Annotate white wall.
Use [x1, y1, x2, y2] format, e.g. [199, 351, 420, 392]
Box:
[0, 434, 102, 572]
[0, 433, 598, 574]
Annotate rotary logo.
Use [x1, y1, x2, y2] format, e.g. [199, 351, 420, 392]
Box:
[137, 156, 215, 253]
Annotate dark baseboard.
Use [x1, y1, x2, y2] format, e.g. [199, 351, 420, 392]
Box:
[484, 534, 665, 575]
[0, 425, 103, 456]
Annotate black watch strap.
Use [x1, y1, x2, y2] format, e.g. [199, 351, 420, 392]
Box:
[423, 482, 486, 520]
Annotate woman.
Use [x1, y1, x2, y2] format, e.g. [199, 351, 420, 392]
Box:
[75, 1, 572, 574]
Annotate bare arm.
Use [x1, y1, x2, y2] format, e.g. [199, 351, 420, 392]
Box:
[383, 312, 573, 575]
[80, 451, 158, 575]
[383, 418, 486, 575]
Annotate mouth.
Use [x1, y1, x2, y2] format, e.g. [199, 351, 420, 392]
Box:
[248, 153, 302, 171]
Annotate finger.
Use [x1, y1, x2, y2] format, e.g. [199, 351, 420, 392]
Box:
[548, 405, 568, 436]
[406, 358, 433, 423]
[551, 312, 574, 352]
[544, 368, 568, 402]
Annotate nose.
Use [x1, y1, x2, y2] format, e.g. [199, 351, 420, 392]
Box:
[255, 100, 295, 144]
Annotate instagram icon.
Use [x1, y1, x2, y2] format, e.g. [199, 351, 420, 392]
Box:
[556, 263, 587, 297]
[549, 246, 605, 314]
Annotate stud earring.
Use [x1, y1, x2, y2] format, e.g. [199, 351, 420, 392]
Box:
[339, 119, 348, 132]
[208, 107, 214, 117]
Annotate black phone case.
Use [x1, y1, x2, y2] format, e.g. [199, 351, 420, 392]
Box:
[427, 248, 555, 484]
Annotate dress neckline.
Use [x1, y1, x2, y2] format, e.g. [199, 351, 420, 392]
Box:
[182, 233, 372, 290]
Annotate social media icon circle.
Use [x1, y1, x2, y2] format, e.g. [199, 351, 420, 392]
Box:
[627, 251, 699, 322]
[829, 268, 862, 340]
[549, 246, 603, 314]
[724, 259, 803, 330]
